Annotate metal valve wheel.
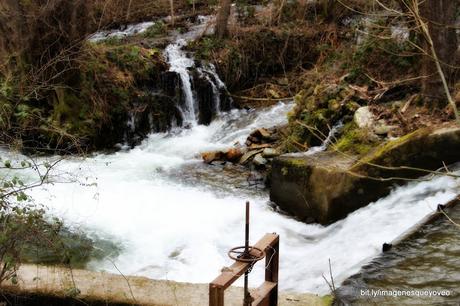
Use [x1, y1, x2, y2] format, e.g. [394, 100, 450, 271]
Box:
[228, 246, 265, 263]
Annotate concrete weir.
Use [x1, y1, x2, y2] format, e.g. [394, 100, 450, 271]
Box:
[0, 264, 328, 306]
[270, 123, 460, 224]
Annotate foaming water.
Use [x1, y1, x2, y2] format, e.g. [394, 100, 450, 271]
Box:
[165, 38, 197, 123]
[336, 203, 460, 304]
[5, 102, 460, 294]
[88, 22, 155, 42]
[164, 16, 218, 125]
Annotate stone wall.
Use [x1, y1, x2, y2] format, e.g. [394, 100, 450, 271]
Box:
[270, 123, 460, 224]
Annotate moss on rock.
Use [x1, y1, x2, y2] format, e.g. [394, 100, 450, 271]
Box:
[1, 41, 176, 153]
[22, 228, 121, 269]
[334, 122, 380, 155]
[282, 79, 362, 152]
[271, 123, 460, 224]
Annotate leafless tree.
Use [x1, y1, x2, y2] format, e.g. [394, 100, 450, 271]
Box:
[398, 0, 458, 121]
[215, 0, 232, 39]
[170, 0, 175, 26]
[347, 0, 459, 121]
[0, 0, 93, 100]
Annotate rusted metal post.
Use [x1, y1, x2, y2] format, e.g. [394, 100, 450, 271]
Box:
[209, 233, 279, 306]
[243, 201, 251, 306]
[245, 201, 250, 254]
[265, 235, 279, 306]
[210, 200, 280, 306]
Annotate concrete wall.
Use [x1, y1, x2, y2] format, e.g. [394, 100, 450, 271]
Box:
[0, 264, 328, 306]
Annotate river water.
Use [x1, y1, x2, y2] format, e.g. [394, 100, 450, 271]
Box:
[3, 18, 460, 296]
[337, 203, 460, 305]
[15, 102, 459, 294]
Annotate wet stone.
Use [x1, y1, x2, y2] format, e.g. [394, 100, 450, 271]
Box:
[253, 153, 268, 166]
[262, 148, 280, 158]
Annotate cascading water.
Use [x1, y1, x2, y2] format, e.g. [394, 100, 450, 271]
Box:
[165, 38, 198, 124]
[336, 202, 460, 304]
[88, 21, 155, 42]
[3, 100, 456, 294]
[4, 18, 459, 296]
[164, 16, 229, 126]
[90, 16, 229, 133]
[197, 64, 230, 114]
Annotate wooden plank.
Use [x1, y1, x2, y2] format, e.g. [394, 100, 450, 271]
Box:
[251, 281, 277, 306]
[210, 233, 279, 290]
[209, 283, 225, 306]
[210, 261, 247, 289]
[265, 236, 279, 306]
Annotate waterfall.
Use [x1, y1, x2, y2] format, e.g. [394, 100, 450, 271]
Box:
[89, 16, 230, 142]
[197, 63, 232, 114]
[88, 21, 155, 42]
[163, 16, 229, 127]
[5, 100, 456, 294]
[165, 38, 198, 125]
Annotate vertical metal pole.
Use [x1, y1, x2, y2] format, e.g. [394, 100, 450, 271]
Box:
[244, 201, 251, 306]
[245, 201, 250, 254]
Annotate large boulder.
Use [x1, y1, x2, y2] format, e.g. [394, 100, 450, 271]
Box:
[270, 123, 460, 224]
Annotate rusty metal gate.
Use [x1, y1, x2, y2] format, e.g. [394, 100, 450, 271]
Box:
[209, 202, 279, 306]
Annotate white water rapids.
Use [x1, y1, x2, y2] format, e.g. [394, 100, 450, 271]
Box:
[4, 101, 458, 294]
[164, 15, 223, 125]
[5, 17, 460, 295]
[88, 21, 155, 42]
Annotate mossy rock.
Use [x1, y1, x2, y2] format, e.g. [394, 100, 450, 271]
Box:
[270, 123, 460, 224]
[334, 121, 380, 155]
[4, 41, 181, 153]
[283, 83, 362, 152]
[21, 229, 121, 269]
[353, 123, 460, 179]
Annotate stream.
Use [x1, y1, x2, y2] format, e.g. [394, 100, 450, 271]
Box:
[337, 204, 460, 304]
[16, 104, 460, 294]
[2, 18, 460, 296]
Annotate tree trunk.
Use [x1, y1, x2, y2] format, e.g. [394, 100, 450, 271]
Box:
[2, 0, 24, 47]
[170, 0, 175, 26]
[420, 0, 457, 105]
[126, 0, 133, 22]
[215, 0, 231, 39]
[324, 0, 335, 22]
[1, 0, 25, 84]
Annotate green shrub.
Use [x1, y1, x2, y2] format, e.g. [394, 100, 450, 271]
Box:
[0, 157, 121, 284]
[144, 21, 167, 38]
